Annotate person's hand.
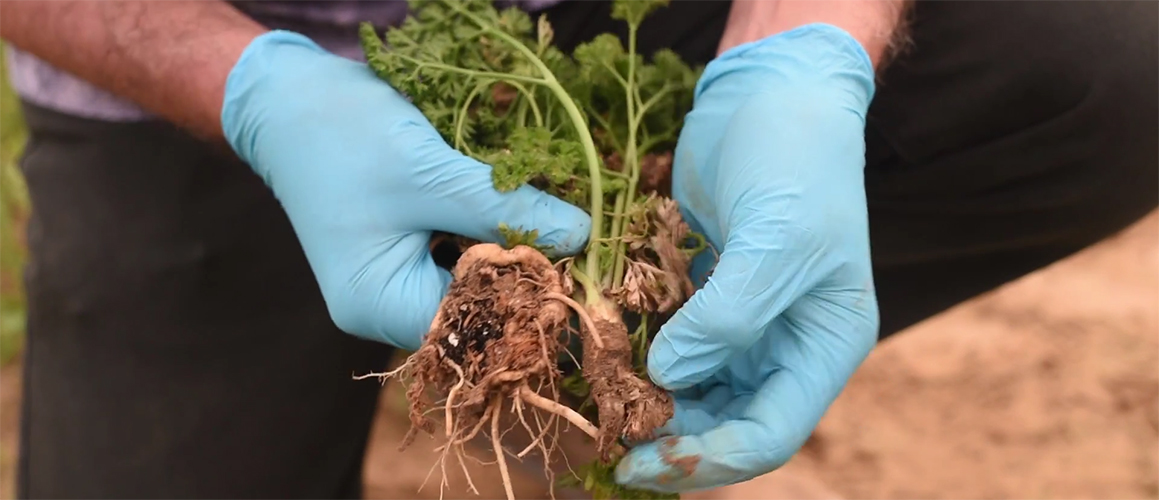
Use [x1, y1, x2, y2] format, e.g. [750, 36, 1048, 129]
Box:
[615, 24, 880, 491]
[220, 31, 591, 351]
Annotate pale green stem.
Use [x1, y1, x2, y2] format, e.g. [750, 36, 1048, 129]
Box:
[610, 24, 640, 290]
[569, 263, 601, 306]
[635, 313, 650, 370]
[516, 98, 529, 128]
[585, 106, 623, 153]
[683, 231, 707, 256]
[602, 61, 630, 89]
[605, 192, 628, 288]
[632, 84, 674, 130]
[638, 118, 683, 155]
[544, 89, 553, 130]
[504, 80, 544, 128]
[454, 81, 492, 153]
[391, 53, 548, 86]
[448, 3, 606, 294]
[631, 85, 677, 155]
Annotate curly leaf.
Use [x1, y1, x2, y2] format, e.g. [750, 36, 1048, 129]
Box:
[485, 126, 583, 193]
[610, 0, 669, 26]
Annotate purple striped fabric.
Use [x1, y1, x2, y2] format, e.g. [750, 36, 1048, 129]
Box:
[3, 0, 563, 121]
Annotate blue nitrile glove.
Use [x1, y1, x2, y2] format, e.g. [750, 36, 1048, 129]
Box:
[615, 24, 880, 491]
[220, 31, 590, 351]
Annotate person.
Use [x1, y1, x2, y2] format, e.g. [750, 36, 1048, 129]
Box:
[0, 0, 1154, 497]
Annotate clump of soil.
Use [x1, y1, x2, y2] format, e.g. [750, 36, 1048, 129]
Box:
[582, 301, 674, 456]
[360, 239, 689, 498]
[399, 244, 571, 449]
[360, 244, 627, 499]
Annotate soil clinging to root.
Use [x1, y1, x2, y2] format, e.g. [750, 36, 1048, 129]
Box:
[360, 244, 609, 499]
[360, 242, 680, 499]
[582, 302, 675, 457]
[400, 244, 571, 448]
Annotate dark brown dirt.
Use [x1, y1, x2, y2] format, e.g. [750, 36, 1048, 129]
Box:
[396, 243, 571, 448]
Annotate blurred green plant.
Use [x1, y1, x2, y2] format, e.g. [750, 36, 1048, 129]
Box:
[0, 43, 30, 368]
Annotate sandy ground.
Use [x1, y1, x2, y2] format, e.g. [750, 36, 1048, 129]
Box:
[1, 211, 1155, 499]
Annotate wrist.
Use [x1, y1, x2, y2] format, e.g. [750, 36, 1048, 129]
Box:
[717, 0, 910, 70]
[220, 30, 331, 169]
[699, 23, 876, 111]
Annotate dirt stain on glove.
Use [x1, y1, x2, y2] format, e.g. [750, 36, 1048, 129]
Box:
[655, 436, 701, 484]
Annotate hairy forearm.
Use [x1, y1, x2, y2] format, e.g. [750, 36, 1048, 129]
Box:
[718, 0, 912, 69]
[0, 1, 267, 140]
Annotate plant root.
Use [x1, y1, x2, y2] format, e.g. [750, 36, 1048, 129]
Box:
[582, 300, 675, 459]
[404, 243, 570, 444]
[544, 291, 603, 349]
[491, 398, 515, 500]
[355, 238, 683, 495]
[519, 385, 599, 439]
[357, 243, 602, 496]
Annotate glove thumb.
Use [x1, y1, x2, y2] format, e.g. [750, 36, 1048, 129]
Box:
[409, 133, 591, 256]
[647, 223, 811, 390]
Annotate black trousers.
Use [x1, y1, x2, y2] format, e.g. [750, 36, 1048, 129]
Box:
[15, 1, 1157, 498]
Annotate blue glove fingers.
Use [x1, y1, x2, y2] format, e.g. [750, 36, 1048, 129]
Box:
[615, 420, 781, 492]
[617, 364, 812, 491]
[749, 297, 877, 427]
[646, 221, 820, 390]
[662, 402, 720, 438]
[616, 364, 832, 490]
[650, 52, 872, 392]
[386, 122, 591, 257]
[434, 170, 591, 257]
[618, 24, 882, 492]
[619, 305, 878, 491]
[649, 386, 734, 439]
[324, 232, 453, 351]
